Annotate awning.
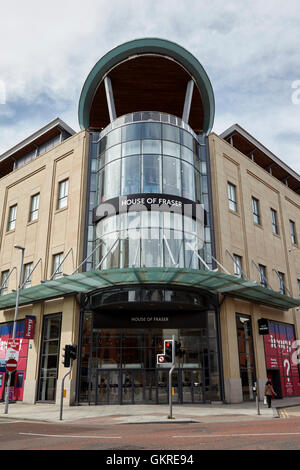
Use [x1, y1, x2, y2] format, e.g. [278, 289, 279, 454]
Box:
[0, 267, 299, 311]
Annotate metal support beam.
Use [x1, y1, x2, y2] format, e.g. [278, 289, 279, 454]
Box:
[163, 235, 177, 267]
[21, 258, 42, 289]
[50, 248, 73, 281]
[251, 260, 273, 291]
[186, 242, 216, 271]
[226, 249, 250, 281]
[104, 76, 117, 123]
[273, 269, 293, 297]
[0, 267, 16, 293]
[182, 80, 194, 124]
[95, 238, 119, 270]
[72, 241, 104, 274]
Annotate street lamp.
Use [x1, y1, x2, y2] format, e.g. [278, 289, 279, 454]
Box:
[4, 245, 25, 415]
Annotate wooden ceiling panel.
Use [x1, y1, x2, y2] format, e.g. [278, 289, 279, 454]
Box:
[89, 55, 204, 132]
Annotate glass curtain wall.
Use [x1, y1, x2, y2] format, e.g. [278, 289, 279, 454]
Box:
[83, 113, 214, 271]
[97, 121, 199, 203]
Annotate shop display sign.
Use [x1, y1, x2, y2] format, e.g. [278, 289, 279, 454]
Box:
[24, 316, 36, 339]
[94, 193, 205, 223]
[5, 338, 21, 362]
[258, 318, 269, 335]
[263, 321, 300, 397]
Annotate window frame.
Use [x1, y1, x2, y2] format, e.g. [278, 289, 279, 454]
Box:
[252, 197, 261, 225]
[227, 182, 237, 212]
[52, 253, 64, 279]
[289, 220, 297, 245]
[57, 178, 69, 210]
[23, 262, 33, 289]
[278, 271, 285, 295]
[29, 193, 40, 222]
[233, 254, 243, 278]
[0, 270, 9, 295]
[7, 204, 17, 231]
[270, 208, 279, 235]
[258, 264, 267, 287]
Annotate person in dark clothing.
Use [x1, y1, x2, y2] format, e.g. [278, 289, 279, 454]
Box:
[264, 380, 277, 408]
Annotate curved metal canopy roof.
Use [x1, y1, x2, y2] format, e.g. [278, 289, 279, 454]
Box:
[0, 267, 299, 311]
[78, 38, 215, 134]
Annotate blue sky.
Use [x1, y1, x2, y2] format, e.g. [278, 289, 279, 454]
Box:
[0, 0, 299, 172]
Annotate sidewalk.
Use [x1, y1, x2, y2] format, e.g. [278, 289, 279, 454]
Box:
[1, 398, 298, 424]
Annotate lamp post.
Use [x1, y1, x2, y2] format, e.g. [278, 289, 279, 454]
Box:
[4, 245, 25, 414]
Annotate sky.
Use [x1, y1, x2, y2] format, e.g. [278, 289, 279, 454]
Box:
[0, 0, 299, 173]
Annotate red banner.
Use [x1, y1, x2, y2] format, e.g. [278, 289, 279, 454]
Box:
[263, 321, 300, 397]
[24, 316, 36, 340]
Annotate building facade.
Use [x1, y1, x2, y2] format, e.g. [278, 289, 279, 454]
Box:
[0, 39, 299, 406]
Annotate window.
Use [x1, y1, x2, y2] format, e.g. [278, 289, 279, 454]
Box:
[278, 272, 285, 295]
[103, 161, 120, 200]
[258, 264, 267, 287]
[52, 253, 64, 279]
[233, 254, 243, 277]
[121, 156, 140, 195]
[228, 183, 237, 212]
[16, 372, 24, 389]
[0, 270, 9, 295]
[271, 209, 279, 235]
[29, 193, 40, 222]
[236, 314, 256, 401]
[163, 156, 181, 196]
[7, 204, 17, 231]
[23, 262, 33, 289]
[37, 314, 62, 401]
[252, 197, 260, 225]
[142, 155, 161, 193]
[57, 179, 69, 209]
[290, 220, 297, 245]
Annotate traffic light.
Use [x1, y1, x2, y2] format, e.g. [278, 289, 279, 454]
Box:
[164, 340, 173, 363]
[175, 341, 185, 358]
[62, 344, 78, 367]
[62, 345, 71, 368]
[69, 344, 77, 361]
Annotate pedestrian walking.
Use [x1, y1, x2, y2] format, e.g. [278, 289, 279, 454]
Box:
[264, 380, 277, 408]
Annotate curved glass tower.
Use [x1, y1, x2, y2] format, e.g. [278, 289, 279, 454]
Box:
[92, 112, 208, 270]
[77, 39, 222, 405]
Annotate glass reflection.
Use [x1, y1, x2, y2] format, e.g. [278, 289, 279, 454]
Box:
[163, 156, 181, 195]
[142, 155, 161, 193]
[103, 161, 120, 200]
[122, 156, 140, 195]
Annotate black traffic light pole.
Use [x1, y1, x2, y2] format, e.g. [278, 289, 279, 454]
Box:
[60, 344, 77, 421]
[60, 362, 73, 421]
[168, 335, 176, 420]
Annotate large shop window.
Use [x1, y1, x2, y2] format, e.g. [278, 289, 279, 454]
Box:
[78, 311, 221, 404]
[37, 314, 62, 402]
[236, 314, 256, 401]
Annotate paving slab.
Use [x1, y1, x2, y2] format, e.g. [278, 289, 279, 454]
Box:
[1, 399, 295, 424]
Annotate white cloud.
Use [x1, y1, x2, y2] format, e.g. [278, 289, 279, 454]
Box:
[0, 0, 299, 174]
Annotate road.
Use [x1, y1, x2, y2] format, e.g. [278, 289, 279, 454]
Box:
[1, 414, 300, 451]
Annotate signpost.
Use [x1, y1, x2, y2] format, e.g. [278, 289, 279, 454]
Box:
[6, 359, 17, 373]
[4, 245, 25, 415]
[157, 336, 176, 419]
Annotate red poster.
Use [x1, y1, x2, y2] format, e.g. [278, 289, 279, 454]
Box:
[24, 316, 36, 339]
[263, 321, 299, 398]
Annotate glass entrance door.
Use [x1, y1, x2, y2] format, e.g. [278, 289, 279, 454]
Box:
[157, 369, 168, 404]
[94, 368, 205, 404]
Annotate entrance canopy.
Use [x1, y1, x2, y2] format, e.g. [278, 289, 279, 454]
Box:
[0, 268, 299, 311]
